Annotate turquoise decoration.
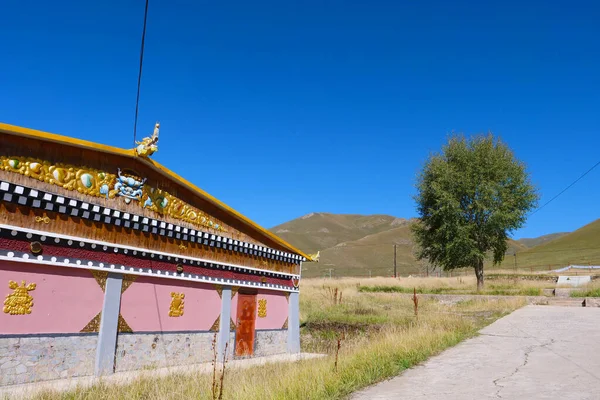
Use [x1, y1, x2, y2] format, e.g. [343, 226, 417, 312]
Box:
[159, 196, 168, 209]
[99, 184, 110, 199]
[115, 168, 146, 203]
[8, 159, 19, 169]
[143, 197, 154, 208]
[80, 173, 94, 188]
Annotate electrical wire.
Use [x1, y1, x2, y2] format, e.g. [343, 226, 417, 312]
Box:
[133, 0, 150, 146]
[530, 159, 600, 216]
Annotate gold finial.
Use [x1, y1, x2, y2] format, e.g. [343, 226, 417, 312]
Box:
[308, 250, 320, 263]
[135, 122, 160, 158]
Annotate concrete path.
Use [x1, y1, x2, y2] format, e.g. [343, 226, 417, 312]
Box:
[352, 306, 600, 400]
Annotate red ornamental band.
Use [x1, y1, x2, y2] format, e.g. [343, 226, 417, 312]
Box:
[0, 236, 295, 289]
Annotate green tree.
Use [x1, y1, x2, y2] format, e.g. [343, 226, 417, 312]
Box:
[412, 134, 538, 290]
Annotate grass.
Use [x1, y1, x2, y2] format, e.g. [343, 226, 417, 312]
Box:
[570, 280, 600, 298]
[32, 278, 525, 400]
[360, 285, 543, 296]
[354, 275, 553, 297]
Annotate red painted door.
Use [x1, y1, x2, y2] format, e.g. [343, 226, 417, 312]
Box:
[235, 294, 257, 357]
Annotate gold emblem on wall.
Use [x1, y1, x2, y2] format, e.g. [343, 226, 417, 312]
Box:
[169, 292, 185, 317]
[3, 280, 36, 315]
[257, 299, 267, 318]
[34, 215, 50, 224]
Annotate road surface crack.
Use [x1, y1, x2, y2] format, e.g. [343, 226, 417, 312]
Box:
[493, 339, 555, 398]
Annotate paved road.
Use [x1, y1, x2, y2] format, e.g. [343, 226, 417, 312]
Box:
[351, 306, 600, 400]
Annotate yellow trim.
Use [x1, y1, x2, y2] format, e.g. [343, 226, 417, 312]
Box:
[0, 122, 311, 260]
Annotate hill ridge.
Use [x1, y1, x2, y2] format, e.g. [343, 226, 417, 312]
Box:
[270, 213, 595, 277]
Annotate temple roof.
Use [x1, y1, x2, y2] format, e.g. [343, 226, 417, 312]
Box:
[0, 122, 311, 261]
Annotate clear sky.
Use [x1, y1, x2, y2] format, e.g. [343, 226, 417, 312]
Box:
[2, 1, 599, 239]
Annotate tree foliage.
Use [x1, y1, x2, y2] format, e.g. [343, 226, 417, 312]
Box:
[412, 134, 538, 289]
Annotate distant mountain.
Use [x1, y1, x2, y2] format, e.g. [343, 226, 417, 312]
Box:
[270, 213, 416, 277]
[516, 233, 569, 248]
[496, 220, 600, 270]
[271, 213, 586, 277]
[271, 213, 408, 254]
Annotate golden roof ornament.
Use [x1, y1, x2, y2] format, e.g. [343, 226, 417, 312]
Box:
[308, 250, 320, 262]
[135, 122, 160, 158]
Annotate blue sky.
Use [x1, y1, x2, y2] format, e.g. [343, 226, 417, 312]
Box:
[2, 1, 599, 239]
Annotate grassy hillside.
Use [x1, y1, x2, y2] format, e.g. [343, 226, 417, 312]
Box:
[271, 213, 408, 254]
[309, 223, 420, 278]
[493, 219, 600, 271]
[517, 232, 569, 248]
[272, 212, 595, 277]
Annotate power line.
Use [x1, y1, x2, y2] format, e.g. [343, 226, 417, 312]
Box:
[133, 0, 150, 147]
[530, 159, 600, 216]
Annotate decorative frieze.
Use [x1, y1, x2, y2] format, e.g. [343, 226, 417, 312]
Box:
[0, 156, 227, 232]
[0, 179, 305, 264]
[0, 225, 299, 293]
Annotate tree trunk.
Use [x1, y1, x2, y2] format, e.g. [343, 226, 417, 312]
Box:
[474, 260, 484, 291]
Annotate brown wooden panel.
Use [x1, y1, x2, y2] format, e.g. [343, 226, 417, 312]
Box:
[235, 293, 257, 357]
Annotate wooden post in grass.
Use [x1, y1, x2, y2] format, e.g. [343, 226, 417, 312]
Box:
[393, 244, 397, 278]
[413, 287, 419, 319]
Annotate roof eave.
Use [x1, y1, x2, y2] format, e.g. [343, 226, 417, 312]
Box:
[0, 122, 311, 260]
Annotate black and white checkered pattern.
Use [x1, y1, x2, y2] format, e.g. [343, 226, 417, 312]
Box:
[0, 180, 307, 264]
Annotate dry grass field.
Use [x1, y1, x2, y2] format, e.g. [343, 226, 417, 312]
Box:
[32, 278, 524, 400]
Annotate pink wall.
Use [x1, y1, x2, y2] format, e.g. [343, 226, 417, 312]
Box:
[230, 290, 288, 330]
[120, 276, 221, 332]
[0, 261, 104, 334]
[255, 291, 288, 330]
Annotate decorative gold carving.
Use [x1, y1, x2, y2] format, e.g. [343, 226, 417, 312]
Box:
[81, 312, 102, 333]
[142, 187, 227, 232]
[0, 156, 118, 199]
[307, 251, 320, 262]
[285, 292, 290, 302]
[81, 272, 136, 332]
[169, 292, 185, 317]
[178, 243, 188, 251]
[1, 155, 226, 232]
[231, 287, 239, 299]
[34, 215, 50, 224]
[214, 284, 223, 298]
[258, 299, 267, 318]
[210, 315, 221, 332]
[281, 317, 288, 330]
[117, 314, 133, 333]
[121, 274, 137, 293]
[90, 270, 108, 292]
[80, 312, 132, 333]
[135, 123, 160, 158]
[3, 280, 36, 315]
